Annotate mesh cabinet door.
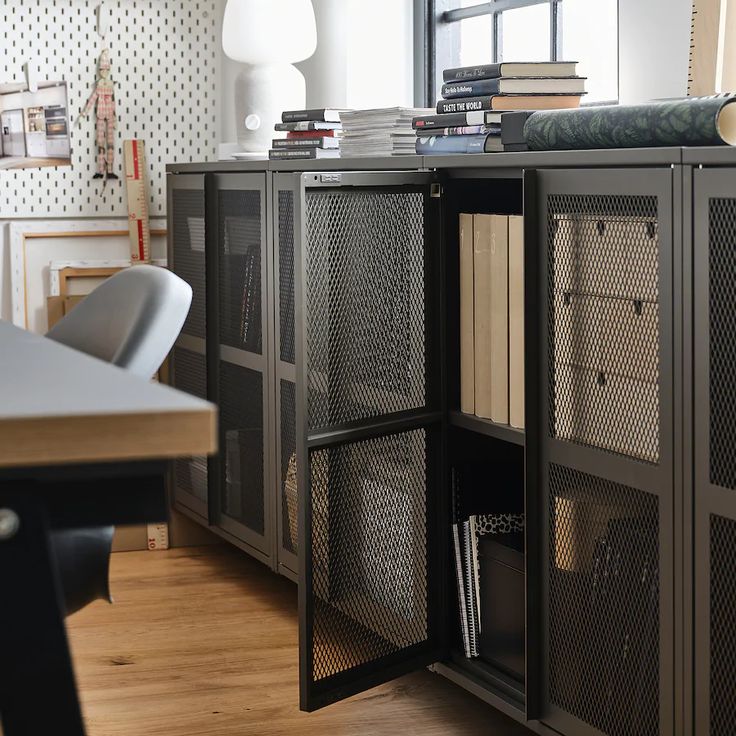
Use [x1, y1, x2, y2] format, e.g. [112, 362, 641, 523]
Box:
[534, 169, 674, 736]
[274, 175, 299, 578]
[295, 172, 444, 711]
[210, 173, 271, 559]
[168, 174, 209, 520]
[692, 168, 736, 736]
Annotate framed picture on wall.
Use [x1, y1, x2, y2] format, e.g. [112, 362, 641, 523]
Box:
[0, 80, 71, 169]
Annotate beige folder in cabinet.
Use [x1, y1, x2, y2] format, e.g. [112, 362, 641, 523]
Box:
[460, 213, 475, 414]
[509, 215, 525, 429]
[474, 214, 493, 419]
[490, 215, 509, 424]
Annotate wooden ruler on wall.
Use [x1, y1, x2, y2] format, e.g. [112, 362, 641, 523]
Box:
[689, 0, 736, 95]
[124, 139, 152, 263]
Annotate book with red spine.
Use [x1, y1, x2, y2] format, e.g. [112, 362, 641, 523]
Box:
[286, 129, 340, 139]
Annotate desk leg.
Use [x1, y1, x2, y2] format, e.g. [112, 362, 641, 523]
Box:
[0, 489, 86, 735]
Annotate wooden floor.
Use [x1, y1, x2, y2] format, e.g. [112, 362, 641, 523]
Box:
[68, 546, 529, 736]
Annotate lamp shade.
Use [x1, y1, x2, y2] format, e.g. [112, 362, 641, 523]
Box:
[222, 0, 317, 65]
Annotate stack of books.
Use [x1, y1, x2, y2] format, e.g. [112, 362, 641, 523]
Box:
[414, 61, 586, 155]
[451, 469, 525, 661]
[339, 107, 433, 157]
[269, 108, 344, 160]
[459, 213, 525, 428]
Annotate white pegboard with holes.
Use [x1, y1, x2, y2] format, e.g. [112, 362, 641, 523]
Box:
[0, 0, 218, 219]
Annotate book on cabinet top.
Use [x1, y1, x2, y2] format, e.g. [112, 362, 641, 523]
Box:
[437, 94, 583, 114]
[413, 110, 500, 129]
[443, 61, 578, 83]
[275, 120, 343, 132]
[441, 76, 586, 99]
[268, 147, 341, 160]
[281, 108, 346, 123]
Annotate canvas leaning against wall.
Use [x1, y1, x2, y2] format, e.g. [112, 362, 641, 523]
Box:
[0, 80, 71, 170]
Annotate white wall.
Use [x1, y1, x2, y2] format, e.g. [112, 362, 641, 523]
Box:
[618, 0, 692, 103]
[298, 0, 414, 110]
[343, 0, 414, 109]
[297, 0, 350, 109]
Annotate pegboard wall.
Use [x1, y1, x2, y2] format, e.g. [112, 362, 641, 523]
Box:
[0, 0, 219, 218]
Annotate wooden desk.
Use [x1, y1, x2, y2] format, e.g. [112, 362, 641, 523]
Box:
[0, 320, 216, 468]
[0, 321, 216, 736]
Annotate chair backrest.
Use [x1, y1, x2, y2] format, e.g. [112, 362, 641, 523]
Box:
[46, 265, 192, 379]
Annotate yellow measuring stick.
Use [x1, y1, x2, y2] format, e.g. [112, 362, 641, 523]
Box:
[124, 139, 151, 263]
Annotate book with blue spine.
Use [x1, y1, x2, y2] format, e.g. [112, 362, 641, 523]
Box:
[416, 133, 519, 154]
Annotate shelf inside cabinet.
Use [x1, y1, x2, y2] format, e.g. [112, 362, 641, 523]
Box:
[449, 649, 525, 705]
[449, 410, 525, 446]
[431, 656, 526, 726]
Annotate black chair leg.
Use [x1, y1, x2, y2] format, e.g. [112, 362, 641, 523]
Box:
[51, 526, 114, 616]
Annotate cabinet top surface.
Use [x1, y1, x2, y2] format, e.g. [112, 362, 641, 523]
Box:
[166, 146, 705, 176]
[0, 321, 216, 469]
[682, 145, 736, 164]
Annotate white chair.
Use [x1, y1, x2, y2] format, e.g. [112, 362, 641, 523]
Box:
[46, 265, 193, 615]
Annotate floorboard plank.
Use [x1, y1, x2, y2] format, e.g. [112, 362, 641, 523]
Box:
[68, 546, 529, 736]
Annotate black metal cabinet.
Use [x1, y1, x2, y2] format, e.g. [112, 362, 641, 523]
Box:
[692, 167, 736, 736]
[168, 171, 272, 563]
[166, 154, 736, 734]
[291, 171, 445, 711]
[168, 173, 209, 521]
[532, 169, 675, 736]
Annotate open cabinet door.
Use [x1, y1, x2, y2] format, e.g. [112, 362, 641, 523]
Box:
[292, 171, 446, 711]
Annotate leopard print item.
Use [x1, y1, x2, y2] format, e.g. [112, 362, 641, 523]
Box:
[475, 513, 525, 536]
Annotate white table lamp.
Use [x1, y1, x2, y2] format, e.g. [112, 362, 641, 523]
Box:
[223, 0, 317, 152]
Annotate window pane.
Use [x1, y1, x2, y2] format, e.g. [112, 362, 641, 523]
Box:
[459, 14, 493, 67]
[563, 0, 618, 102]
[501, 5, 550, 62]
[345, 0, 414, 109]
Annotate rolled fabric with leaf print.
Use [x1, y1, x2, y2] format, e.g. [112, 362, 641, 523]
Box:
[523, 96, 736, 150]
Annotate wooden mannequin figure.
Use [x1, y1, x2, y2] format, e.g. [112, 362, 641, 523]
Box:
[78, 48, 118, 180]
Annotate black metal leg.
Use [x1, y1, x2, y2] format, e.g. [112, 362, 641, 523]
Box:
[0, 487, 86, 735]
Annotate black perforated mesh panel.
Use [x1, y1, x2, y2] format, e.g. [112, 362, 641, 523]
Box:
[219, 362, 264, 535]
[279, 191, 296, 365]
[709, 199, 736, 490]
[171, 188, 206, 339]
[547, 195, 660, 464]
[218, 189, 262, 353]
[710, 514, 736, 735]
[281, 379, 297, 555]
[172, 347, 208, 504]
[309, 430, 429, 682]
[305, 190, 426, 431]
[548, 464, 659, 736]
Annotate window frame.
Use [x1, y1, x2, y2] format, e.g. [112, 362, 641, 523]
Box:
[443, 0, 562, 64]
[416, 0, 563, 107]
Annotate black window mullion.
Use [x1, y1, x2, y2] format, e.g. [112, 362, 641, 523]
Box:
[550, 0, 562, 61]
[493, 11, 503, 63]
